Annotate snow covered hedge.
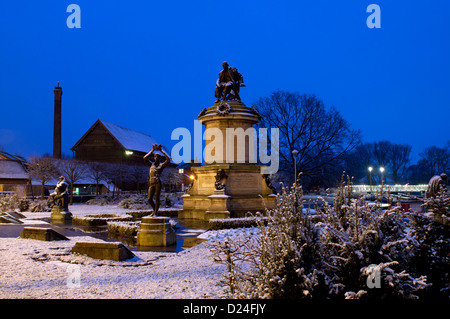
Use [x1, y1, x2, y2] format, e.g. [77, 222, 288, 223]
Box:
[209, 217, 268, 230]
[107, 221, 140, 237]
[212, 175, 448, 299]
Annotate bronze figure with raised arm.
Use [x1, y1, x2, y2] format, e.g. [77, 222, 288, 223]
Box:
[144, 144, 171, 215]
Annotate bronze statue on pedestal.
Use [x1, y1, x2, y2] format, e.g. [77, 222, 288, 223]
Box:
[214, 61, 245, 102]
[144, 144, 171, 215]
[48, 176, 70, 211]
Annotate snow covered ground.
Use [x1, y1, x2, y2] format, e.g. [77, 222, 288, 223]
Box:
[0, 204, 233, 299]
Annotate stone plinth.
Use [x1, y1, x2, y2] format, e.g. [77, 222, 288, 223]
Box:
[180, 100, 277, 220]
[136, 216, 176, 249]
[50, 207, 72, 224]
[21, 227, 69, 241]
[72, 241, 135, 261]
[180, 164, 276, 220]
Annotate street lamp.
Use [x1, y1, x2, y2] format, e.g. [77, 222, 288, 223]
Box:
[292, 149, 299, 185]
[368, 166, 373, 192]
[379, 167, 385, 184]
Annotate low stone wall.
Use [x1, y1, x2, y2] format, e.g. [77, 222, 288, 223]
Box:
[20, 227, 69, 241]
[71, 241, 135, 261]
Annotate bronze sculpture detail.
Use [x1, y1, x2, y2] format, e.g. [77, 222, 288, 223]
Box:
[216, 101, 231, 116]
[263, 174, 277, 194]
[48, 176, 70, 211]
[144, 144, 171, 215]
[214, 169, 228, 191]
[426, 173, 448, 198]
[214, 61, 245, 102]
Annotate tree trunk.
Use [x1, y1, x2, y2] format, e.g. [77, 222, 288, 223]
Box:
[70, 182, 74, 205]
[41, 181, 45, 199]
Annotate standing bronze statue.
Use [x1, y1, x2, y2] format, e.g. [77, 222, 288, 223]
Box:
[214, 61, 245, 102]
[144, 144, 171, 215]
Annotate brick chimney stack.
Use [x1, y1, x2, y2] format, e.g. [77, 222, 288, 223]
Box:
[53, 82, 62, 159]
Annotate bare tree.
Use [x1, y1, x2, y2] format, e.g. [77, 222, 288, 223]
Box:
[86, 161, 109, 195]
[419, 146, 450, 178]
[107, 163, 128, 199]
[255, 90, 361, 187]
[56, 159, 87, 204]
[389, 144, 412, 184]
[129, 165, 148, 193]
[345, 141, 412, 184]
[27, 157, 59, 199]
[161, 166, 185, 192]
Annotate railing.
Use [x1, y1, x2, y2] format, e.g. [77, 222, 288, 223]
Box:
[351, 184, 428, 193]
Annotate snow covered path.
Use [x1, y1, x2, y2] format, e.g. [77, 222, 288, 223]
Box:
[0, 236, 227, 299]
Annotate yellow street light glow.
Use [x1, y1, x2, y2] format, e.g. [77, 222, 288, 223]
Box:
[189, 175, 195, 180]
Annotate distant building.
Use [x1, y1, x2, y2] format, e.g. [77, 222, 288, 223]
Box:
[0, 151, 29, 196]
[70, 119, 187, 192]
[71, 119, 163, 165]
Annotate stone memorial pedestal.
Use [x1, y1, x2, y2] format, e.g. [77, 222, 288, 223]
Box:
[180, 100, 277, 221]
[50, 207, 72, 223]
[136, 216, 176, 249]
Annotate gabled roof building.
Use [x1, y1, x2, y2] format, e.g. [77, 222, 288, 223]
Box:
[71, 119, 161, 165]
[0, 151, 29, 195]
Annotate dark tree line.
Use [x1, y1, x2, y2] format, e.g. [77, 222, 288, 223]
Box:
[255, 90, 450, 190]
[343, 141, 413, 184]
[344, 142, 450, 185]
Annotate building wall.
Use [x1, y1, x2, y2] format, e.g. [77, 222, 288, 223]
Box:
[74, 124, 123, 162]
[73, 124, 147, 165]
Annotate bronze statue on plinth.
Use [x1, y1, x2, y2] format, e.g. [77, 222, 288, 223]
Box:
[144, 144, 171, 215]
[48, 176, 70, 211]
[214, 61, 245, 103]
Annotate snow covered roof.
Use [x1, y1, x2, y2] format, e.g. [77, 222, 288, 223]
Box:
[0, 151, 26, 163]
[100, 120, 159, 153]
[0, 160, 28, 180]
[71, 119, 161, 153]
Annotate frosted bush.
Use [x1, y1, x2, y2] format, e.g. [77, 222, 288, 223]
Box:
[212, 174, 439, 299]
[0, 193, 18, 212]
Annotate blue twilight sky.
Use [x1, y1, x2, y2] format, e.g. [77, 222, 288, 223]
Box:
[0, 0, 449, 163]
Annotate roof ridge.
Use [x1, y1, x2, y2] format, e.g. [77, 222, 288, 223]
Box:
[99, 119, 155, 139]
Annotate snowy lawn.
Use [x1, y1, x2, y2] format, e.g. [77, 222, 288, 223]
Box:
[0, 204, 233, 299]
[0, 235, 228, 299]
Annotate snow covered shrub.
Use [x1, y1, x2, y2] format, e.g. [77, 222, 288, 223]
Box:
[0, 193, 18, 212]
[28, 199, 51, 212]
[107, 221, 140, 237]
[212, 174, 431, 299]
[86, 197, 111, 206]
[406, 188, 449, 297]
[212, 182, 324, 299]
[117, 195, 149, 210]
[316, 175, 429, 299]
[209, 217, 267, 230]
